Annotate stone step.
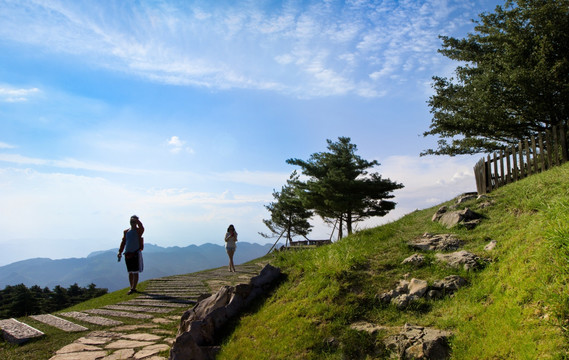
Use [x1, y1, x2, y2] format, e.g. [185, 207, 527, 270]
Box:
[85, 309, 153, 319]
[59, 311, 123, 326]
[103, 305, 175, 313]
[29, 314, 88, 332]
[0, 318, 45, 344]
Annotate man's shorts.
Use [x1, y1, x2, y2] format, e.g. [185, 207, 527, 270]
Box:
[125, 251, 144, 273]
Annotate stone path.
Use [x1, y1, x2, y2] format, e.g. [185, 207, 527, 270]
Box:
[0, 318, 44, 344]
[30, 314, 88, 332]
[1, 261, 268, 359]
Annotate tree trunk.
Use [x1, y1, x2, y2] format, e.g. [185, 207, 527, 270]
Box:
[346, 212, 353, 235]
[338, 216, 343, 240]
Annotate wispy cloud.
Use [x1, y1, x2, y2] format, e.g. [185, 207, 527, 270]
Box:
[0, 142, 15, 149]
[0, 86, 40, 102]
[167, 136, 194, 154]
[0, 0, 480, 98]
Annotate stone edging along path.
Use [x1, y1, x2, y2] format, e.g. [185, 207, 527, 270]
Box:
[0, 261, 268, 360]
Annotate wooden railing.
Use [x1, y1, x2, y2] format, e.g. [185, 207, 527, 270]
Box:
[474, 125, 569, 194]
[289, 239, 332, 247]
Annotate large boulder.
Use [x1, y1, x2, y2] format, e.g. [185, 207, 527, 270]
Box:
[409, 233, 464, 252]
[170, 264, 282, 360]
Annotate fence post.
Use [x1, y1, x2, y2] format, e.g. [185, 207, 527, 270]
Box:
[512, 144, 518, 181]
[545, 130, 552, 170]
[493, 152, 499, 188]
[487, 154, 493, 192]
[531, 135, 538, 174]
[525, 139, 532, 176]
[506, 149, 511, 184]
[499, 150, 505, 186]
[553, 126, 560, 166]
[538, 133, 545, 173]
[559, 123, 567, 163]
[519, 141, 525, 178]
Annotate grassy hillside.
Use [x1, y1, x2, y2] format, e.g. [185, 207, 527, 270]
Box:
[217, 163, 569, 359]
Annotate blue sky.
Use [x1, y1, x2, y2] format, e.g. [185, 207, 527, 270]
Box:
[0, 0, 501, 266]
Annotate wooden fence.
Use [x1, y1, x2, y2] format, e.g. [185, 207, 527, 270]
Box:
[473, 125, 569, 194]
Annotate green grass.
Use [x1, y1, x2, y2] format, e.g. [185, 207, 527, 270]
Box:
[217, 163, 569, 359]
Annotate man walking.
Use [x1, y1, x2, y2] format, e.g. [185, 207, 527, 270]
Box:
[118, 215, 144, 294]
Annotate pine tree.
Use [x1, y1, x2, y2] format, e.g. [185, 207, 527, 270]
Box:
[261, 171, 313, 246]
[287, 137, 403, 239]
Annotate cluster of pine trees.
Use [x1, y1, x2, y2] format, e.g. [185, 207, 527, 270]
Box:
[0, 283, 107, 318]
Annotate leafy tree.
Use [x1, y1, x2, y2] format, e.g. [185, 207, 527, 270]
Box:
[287, 137, 403, 239]
[423, 0, 569, 156]
[261, 171, 313, 246]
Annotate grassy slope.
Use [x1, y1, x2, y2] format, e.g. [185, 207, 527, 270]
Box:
[218, 163, 569, 359]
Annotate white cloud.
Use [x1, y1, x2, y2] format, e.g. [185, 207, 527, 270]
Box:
[0, 142, 15, 149]
[0, 86, 40, 102]
[167, 136, 194, 154]
[0, 1, 485, 99]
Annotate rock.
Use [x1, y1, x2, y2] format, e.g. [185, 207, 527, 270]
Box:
[349, 321, 390, 335]
[432, 275, 467, 294]
[409, 233, 464, 252]
[484, 240, 498, 251]
[393, 294, 416, 309]
[435, 251, 481, 271]
[438, 208, 482, 229]
[170, 264, 282, 360]
[426, 289, 443, 300]
[431, 206, 448, 222]
[402, 253, 425, 267]
[408, 279, 428, 298]
[455, 192, 478, 205]
[385, 324, 452, 360]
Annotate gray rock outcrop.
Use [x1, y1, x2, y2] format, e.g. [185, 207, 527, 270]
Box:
[378, 275, 467, 308]
[385, 324, 452, 360]
[409, 233, 464, 252]
[484, 240, 498, 251]
[437, 208, 482, 229]
[169, 264, 282, 360]
[435, 250, 481, 271]
[401, 253, 425, 267]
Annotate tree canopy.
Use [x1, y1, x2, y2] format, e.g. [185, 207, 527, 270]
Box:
[423, 0, 569, 156]
[287, 137, 403, 239]
[261, 171, 313, 246]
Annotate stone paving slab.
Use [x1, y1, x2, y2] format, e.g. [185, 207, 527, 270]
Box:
[103, 305, 173, 313]
[119, 300, 188, 307]
[85, 309, 153, 319]
[60, 311, 123, 326]
[135, 295, 195, 303]
[0, 318, 45, 344]
[30, 314, 89, 332]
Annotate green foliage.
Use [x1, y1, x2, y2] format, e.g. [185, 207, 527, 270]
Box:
[0, 283, 107, 318]
[287, 137, 403, 238]
[423, 0, 569, 155]
[261, 171, 313, 245]
[218, 163, 569, 359]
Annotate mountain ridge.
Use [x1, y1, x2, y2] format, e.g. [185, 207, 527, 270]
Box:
[0, 242, 276, 292]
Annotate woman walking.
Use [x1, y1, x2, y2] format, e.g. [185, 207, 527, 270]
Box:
[224, 224, 238, 272]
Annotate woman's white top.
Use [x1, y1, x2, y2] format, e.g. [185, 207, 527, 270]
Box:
[225, 231, 237, 249]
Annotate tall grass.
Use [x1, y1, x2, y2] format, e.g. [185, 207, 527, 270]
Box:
[218, 164, 569, 359]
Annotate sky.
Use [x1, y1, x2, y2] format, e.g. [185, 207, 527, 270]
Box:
[0, 0, 502, 266]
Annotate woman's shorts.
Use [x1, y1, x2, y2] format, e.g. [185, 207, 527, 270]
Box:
[226, 246, 236, 255]
[125, 251, 144, 273]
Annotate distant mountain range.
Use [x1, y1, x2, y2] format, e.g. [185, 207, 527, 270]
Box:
[0, 242, 276, 292]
